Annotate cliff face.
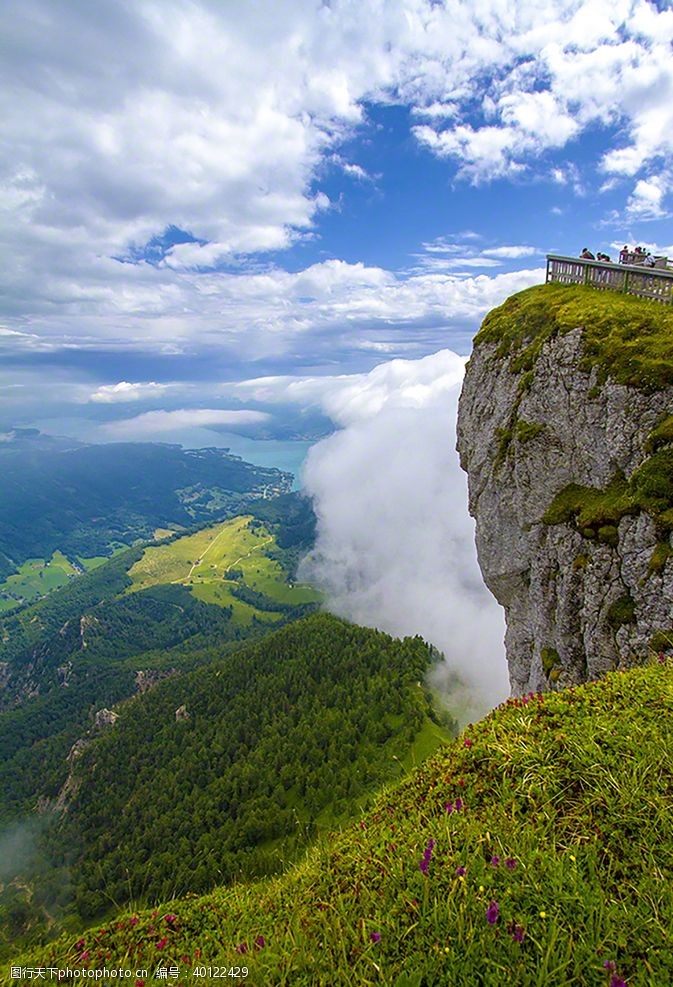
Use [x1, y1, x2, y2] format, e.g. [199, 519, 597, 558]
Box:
[457, 284, 673, 695]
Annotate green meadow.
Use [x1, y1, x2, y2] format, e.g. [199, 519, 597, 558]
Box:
[127, 515, 321, 624]
[0, 551, 78, 612]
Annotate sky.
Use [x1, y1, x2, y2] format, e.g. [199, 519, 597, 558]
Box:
[2, 0, 672, 702]
[2, 0, 673, 441]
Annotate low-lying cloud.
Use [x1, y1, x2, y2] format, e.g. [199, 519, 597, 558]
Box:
[102, 407, 269, 438]
[88, 381, 171, 403]
[300, 349, 508, 717]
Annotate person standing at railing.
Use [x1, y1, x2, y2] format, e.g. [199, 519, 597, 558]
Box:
[580, 247, 595, 259]
[619, 245, 629, 264]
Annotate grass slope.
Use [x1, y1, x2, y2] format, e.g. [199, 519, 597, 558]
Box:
[16, 661, 673, 986]
[0, 551, 78, 613]
[475, 282, 673, 393]
[127, 516, 320, 624]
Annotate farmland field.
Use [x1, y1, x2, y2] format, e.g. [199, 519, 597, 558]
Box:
[0, 550, 78, 612]
[127, 515, 320, 624]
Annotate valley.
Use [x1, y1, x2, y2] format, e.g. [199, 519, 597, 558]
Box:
[126, 515, 320, 623]
[0, 450, 456, 963]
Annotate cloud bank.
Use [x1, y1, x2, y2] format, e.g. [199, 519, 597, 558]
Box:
[300, 350, 508, 716]
[2, 0, 673, 373]
[102, 407, 268, 438]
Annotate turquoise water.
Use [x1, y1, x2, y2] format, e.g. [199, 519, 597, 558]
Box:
[204, 433, 317, 489]
[30, 418, 320, 490]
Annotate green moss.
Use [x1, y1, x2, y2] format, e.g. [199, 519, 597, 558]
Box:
[514, 419, 545, 443]
[650, 629, 673, 652]
[476, 283, 673, 393]
[544, 448, 673, 542]
[644, 415, 673, 454]
[572, 553, 589, 570]
[543, 476, 639, 535]
[597, 524, 619, 547]
[607, 593, 636, 630]
[541, 646, 560, 676]
[494, 425, 513, 467]
[630, 449, 673, 517]
[649, 541, 673, 574]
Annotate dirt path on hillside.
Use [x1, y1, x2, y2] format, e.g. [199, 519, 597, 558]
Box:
[224, 536, 273, 576]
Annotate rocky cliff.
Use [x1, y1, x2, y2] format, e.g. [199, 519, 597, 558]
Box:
[457, 283, 673, 695]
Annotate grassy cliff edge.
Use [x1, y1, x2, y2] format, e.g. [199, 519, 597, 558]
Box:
[11, 661, 673, 986]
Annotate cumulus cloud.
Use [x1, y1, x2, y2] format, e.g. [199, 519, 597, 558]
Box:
[88, 381, 171, 403]
[2, 0, 673, 365]
[626, 174, 671, 220]
[102, 407, 268, 438]
[300, 350, 508, 716]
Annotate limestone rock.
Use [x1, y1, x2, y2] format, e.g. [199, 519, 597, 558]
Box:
[94, 707, 119, 729]
[135, 668, 176, 693]
[458, 323, 673, 695]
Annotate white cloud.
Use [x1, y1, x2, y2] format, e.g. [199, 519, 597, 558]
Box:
[3, 0, 672, 366]
[482, 245, 540, 259]
[102, 407, 268, 438]
[626, 174, 671, 220]
[300, 349, 508, 715]
[88, 381, 171, 403]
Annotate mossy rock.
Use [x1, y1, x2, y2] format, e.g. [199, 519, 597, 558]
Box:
[650, 629, 673, 652]
[649, 541, 673, 574]
[607, 593, 636, 630]
[476, 283, 673, 393]
[644, 414, 673, 454]
[541, 646, 560, 676]
[515, 419, 545, 443]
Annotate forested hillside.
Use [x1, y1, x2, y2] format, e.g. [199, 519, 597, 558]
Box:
[17, 661, 673, 987]
[0, 497, 319, 824]
[1, 615, 454, 955]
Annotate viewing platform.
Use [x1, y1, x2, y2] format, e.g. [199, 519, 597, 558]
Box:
[546, 254, 673, 305]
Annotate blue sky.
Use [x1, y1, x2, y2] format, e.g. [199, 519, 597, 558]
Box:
[1, 0, 673, 444]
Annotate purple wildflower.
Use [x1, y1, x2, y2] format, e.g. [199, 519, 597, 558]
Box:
[604, 961, 616, 972]
[254, 936, 265, 949]
[507, 920, 525, 942]
[490, 855, 501, 867]
[486, 900, 499, 926]
[455, 797, 463, 811]
[445, 801, 454, 813]
[455, 866, 466, 877]
[236, 942, 248, 955]
[505, 857, 517, 870]
[419, 839, 435, 875]
[610, 978, 627, 987]
[370, 932, 381, 943]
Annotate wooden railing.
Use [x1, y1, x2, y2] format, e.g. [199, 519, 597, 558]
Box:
[546, 254, 673, 305]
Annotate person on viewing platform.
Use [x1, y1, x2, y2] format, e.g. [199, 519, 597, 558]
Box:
[643, 252, 656, 267]
[596, 252, 612, 262]
[580, 247, 595, 259]
[619, 245, 629, 264]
